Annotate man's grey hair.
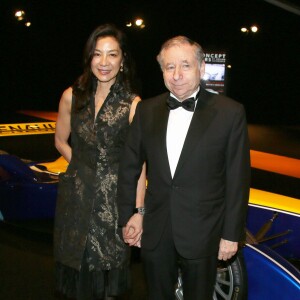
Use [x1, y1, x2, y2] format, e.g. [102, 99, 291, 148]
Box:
[157, 36, 205, 69]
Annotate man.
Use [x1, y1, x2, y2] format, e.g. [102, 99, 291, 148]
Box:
[117, 36, 250, 299]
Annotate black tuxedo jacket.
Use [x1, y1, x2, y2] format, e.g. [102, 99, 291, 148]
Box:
[117, 88, 250, 259]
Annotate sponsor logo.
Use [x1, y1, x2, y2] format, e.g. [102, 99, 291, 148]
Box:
[0, 122, 56, 136]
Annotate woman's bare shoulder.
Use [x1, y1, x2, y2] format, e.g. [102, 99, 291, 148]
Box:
[61, 87, 73, 103]
[129, 96, 142, 123]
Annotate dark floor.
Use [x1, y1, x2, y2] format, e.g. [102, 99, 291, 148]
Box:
[0, 221, 147, 300]
[0, 124, 299, 299]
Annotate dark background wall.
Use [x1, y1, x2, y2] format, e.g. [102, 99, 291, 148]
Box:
[1, 0, 300, 125]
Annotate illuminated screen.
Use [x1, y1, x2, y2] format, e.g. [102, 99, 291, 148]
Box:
[203, 52, 226, 94]
[203, 64, 225, 81]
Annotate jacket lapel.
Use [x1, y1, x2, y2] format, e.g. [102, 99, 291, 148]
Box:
[173, 89, 216, 179]
[153, 94, 173, 180]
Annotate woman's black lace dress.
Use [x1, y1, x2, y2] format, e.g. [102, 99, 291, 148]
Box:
[54, 83, 136, 299]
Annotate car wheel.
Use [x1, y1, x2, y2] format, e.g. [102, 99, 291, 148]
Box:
[175, 251, 247, 299]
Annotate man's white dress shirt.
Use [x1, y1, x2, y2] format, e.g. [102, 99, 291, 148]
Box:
[166, 89, 199, 178]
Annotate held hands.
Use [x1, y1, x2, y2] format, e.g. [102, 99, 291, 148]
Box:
[218, 238, 238, 261]
[122, 213, 143, 248]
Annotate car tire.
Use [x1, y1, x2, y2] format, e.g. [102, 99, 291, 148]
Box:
[175, 250, 248, 299]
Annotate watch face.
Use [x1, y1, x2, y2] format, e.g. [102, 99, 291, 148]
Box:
[134, 207, 145, 215]
[139, 207, 145, 214]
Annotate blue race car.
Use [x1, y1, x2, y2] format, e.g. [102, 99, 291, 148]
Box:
[0, 153, 65, 221]
[0, 153, 299, 299]
[176, 189, 300, 299]
[0, 116, 300, 300]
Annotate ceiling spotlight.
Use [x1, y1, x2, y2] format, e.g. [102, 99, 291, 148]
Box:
[25, 22, 31, 27]
[126, 18, 145, 29]
[250, 25, 258, 33]
[15, 10, 25, 21]
[241, 25, 259, 34]
[135, 18, 143, 26]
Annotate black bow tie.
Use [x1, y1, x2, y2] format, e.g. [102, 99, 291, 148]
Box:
[166, 96, 196, 112]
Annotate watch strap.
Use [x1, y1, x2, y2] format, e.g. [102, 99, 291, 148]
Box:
[133, 207, 145, 215]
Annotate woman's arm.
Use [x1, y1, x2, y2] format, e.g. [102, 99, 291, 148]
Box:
[122, 97, 146, 247]
[130, 96, 146, 206]
[135, 162, 146, 208]
[55, 87, 73, 163]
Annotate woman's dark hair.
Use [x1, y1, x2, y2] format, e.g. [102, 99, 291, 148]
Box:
[73, 23, 136, 111]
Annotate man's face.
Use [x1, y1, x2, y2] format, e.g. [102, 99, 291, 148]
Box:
[160, 44, 205, 100]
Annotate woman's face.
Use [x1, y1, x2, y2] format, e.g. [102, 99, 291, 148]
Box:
[91, 36, 123, 85]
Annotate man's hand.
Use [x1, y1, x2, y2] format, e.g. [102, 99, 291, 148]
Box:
[218, 238, 238, 261]
[122, 213, 143, 247]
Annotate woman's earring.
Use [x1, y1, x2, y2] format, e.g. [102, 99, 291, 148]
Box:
[120, 65, 124, 72]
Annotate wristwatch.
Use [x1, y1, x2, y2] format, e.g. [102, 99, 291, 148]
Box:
[133, 207, 146, 216]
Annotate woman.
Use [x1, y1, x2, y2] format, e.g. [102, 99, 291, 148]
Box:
[54, 24, 145, 300]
